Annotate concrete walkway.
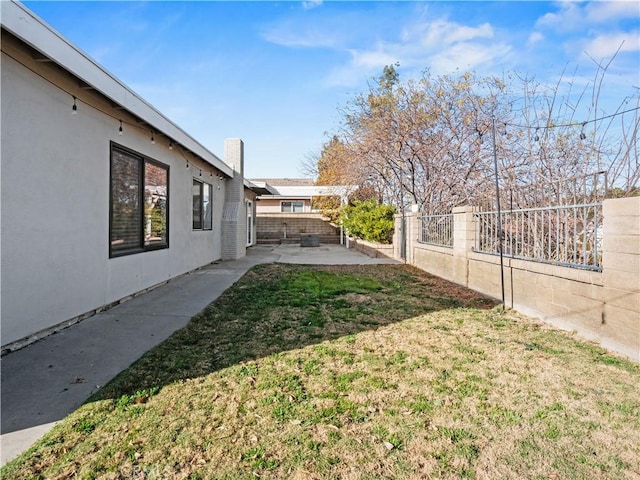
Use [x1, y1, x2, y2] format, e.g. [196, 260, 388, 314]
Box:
[1, 244, 398, 465]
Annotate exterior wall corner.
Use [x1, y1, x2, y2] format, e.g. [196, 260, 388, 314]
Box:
[221, 138, 247, 260]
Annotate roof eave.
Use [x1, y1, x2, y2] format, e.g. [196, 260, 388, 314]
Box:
[1, 0, 233, 177]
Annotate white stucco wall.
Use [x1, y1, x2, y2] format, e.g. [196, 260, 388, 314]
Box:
[1, 35, 228, 346]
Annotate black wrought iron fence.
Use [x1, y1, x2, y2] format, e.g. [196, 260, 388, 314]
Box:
[474, 203, 603, 271]
[417, 213, 454, 247]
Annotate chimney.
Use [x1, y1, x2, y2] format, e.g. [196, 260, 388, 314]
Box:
[221, 138, 247, 260]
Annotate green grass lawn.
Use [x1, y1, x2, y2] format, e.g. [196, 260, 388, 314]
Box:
[3, 264, 639, 480]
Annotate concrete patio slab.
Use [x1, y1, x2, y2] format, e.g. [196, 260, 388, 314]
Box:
[273, 244, 399, 265]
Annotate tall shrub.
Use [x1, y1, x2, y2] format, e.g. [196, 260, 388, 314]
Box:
[340, 199, 396, 244]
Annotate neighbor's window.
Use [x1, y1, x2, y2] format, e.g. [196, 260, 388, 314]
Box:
[193, 179, 213, 230]
[281, 201, 304, 213]
[110, 143, 169, 257]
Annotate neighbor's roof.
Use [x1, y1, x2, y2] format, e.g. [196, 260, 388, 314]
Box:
[244, 180, 276, 196]
[250, 178, 316, 187]
[247, 179, 354, 199]
[267, 185, 351, 198]
[0, 0, 233, 178]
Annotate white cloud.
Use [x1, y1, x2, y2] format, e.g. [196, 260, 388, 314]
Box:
[350, 48, 398, 70]
[380, 19, 505, 77]
[532, 0, 639, 80]
[585, 1, 640, 23]
[429, 42, 513, 75]
[325, 64, 369, 87]
[325, 48, 399, 87]
[583, 30, 640, 58]
[261, 16, 351, 49]
[262, 26, 341, 49]
[264, 9, 513, 87]
[420, 20, 494, 47]
[536, 2, 582, 30]
[302, 0, 322, 11]
[537, 1, 639, 31]
[527, 31, 544, 46]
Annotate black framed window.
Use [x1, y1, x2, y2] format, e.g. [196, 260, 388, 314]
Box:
[110, 143, 169, 257]
[193, 179, 213, 230]
[281, 201, 304, 213]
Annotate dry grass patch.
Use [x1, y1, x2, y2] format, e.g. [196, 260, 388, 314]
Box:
[3, 264, 638, 480]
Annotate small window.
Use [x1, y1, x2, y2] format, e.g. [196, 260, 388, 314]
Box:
[144, 162, 168, 247]
[193, 179, 213, 230]
[281, 201, 304, 213]
[110, 143, 169, 257]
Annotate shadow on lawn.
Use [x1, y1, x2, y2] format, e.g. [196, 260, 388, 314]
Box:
[90, 263, 498, 402]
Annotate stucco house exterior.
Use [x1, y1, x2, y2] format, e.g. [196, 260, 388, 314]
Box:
[1, 1, 258, 350]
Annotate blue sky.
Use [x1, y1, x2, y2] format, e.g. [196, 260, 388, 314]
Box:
[24, 1, 640, 179]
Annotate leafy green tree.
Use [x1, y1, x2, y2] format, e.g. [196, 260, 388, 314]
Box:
[311, 195, 341, 222]
[340, 199, 396, 244]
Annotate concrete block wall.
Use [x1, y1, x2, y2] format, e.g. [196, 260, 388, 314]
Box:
[601, 197, 640, 356]
[256, 213, 340, 242]
[348, 238, 394, 259]
[398, 197, 640, 361]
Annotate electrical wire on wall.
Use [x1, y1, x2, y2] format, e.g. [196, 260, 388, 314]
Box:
[3, 48, 228, 179]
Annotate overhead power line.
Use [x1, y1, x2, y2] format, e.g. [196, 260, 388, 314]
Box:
[504, 105, 640, 130]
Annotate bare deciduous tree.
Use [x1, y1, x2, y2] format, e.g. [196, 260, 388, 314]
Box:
[309, 56, 638, 214]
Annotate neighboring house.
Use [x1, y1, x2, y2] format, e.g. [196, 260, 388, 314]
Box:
[250, 178, 351, 213]
[249, 179, 353, 245]
[1, 1, 259, 349]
